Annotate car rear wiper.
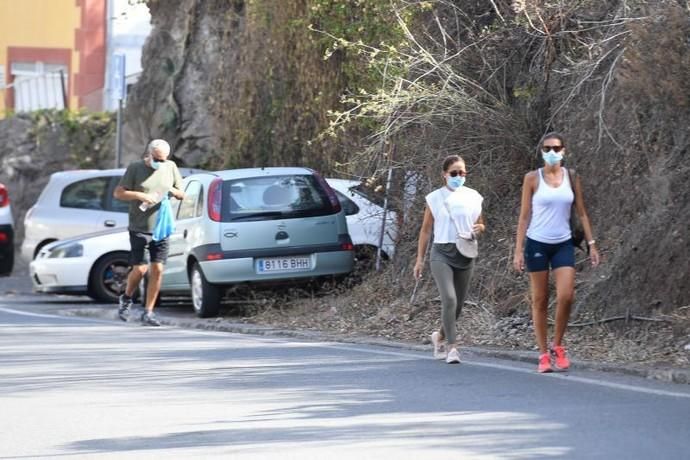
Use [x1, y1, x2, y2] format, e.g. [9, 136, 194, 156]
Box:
[230, 211, 284, 221]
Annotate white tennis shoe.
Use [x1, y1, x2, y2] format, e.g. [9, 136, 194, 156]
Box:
[430, 331, 447, 360]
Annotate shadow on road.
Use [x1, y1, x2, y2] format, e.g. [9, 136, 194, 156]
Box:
[1, 318, 573, 458]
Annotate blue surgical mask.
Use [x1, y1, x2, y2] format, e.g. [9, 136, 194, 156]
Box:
[149, 158, 163, 170]
[447, 176, 465, 190]
[542, 150, 563, 166]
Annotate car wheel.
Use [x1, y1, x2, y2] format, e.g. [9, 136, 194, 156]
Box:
[88, 252, 130, 303]
[190, 262, 221, 318]
[0, 248, 13, 276]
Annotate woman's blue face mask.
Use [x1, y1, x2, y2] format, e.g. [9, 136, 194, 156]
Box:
[447, 175, 465, 190]
[542, 150, 563, 166]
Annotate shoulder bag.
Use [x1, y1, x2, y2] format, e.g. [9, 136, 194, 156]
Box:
[566, 168, 586, 251]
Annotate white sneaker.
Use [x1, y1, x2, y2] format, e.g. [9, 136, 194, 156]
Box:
[431, 331, 447, 360]
[446, 347, 460, 364]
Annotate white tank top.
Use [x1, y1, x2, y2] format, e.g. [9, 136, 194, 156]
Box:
[526, 168, 574, 244]
[425, 186, 483, 243]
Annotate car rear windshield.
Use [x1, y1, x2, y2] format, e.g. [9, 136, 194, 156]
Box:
[220, 174, 336, 222]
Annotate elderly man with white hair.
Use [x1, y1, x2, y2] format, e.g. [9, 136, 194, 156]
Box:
[113, 139, 185, 326]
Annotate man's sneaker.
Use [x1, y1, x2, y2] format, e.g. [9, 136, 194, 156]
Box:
[551, 345, 570, 370]
[118, 295, 133, 322]
[431, 331, 447, 360]
[538, 353, 553, 373]
[141, 312, 161, 327]
[446, 347, 461, 364]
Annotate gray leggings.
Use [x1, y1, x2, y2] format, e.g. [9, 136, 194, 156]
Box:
[430, 260, 473, 346]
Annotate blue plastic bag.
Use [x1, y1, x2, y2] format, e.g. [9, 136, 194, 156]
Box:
[152, 195, 175, 241]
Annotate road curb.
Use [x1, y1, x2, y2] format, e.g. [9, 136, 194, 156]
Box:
[64, 307, 690, 385]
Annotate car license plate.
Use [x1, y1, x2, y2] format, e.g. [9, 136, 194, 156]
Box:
[256, 256, 312, 273]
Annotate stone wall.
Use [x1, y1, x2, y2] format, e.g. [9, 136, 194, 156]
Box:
[0, 112, 115, 244]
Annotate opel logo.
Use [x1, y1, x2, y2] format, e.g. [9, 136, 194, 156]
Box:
[224, 231, 238, 238]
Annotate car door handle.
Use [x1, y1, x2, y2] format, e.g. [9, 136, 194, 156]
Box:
[104, 220, 116, 227]
[183, 229, 188, 239]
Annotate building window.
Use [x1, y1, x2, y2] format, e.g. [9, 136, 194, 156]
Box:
[10, 61, 68, 111]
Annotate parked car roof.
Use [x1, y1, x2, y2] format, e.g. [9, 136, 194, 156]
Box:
[211, 167, 317, 181]
[45, 166, 206, 180]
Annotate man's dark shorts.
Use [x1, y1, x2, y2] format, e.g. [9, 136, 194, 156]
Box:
[524, 237, 575, 272]
[129, 231, 170, 265]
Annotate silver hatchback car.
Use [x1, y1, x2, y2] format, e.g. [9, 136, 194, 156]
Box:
[160, 167, 354, 317]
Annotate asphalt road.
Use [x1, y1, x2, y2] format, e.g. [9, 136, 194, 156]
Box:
[1, 281, 690, 459]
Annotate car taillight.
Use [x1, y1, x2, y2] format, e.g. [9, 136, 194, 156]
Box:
[0, 186, 8, 208]
[207, 178, 222, 222]
[339, 233, 354, 251]
[313, 173, 341, 213]
[0, 232, 7, 242]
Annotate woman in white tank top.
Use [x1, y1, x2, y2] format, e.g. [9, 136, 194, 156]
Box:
[513, 132, 601, 373]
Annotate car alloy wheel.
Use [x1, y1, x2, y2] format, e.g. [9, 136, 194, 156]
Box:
[89, 252, 130, 303]
[190, 262, 220, 318]
[191, 268, 204, 314]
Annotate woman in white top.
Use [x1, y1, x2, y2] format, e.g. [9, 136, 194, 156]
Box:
[514, 132, 601, 373]
[414, 155, 485, 364]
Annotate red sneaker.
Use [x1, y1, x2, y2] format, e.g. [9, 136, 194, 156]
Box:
[551, 345, 570, 370]
[537, 353, 552, 373]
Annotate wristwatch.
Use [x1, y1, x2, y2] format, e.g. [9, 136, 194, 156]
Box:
[587, 240, 596, 246]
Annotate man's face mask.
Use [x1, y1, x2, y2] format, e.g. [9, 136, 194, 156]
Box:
[148, 157, 165, 170]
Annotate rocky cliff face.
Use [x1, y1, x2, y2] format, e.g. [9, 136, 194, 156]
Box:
[122, 0, 240, 167]
[122, 0, 348, 171]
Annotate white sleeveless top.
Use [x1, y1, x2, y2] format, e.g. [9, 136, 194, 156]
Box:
[426, 186, 483, 243]
[526, 168, 574, 244]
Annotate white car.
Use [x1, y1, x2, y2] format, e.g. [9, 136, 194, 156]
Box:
[30, 228, 133, 302]
[22, 167, 204, 262]
[0, 183, 15, 276]
[30, 177, 399, 303]
[326, 178, 398, 262]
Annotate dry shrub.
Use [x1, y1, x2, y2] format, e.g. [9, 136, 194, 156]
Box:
[621, 2, 690, 107]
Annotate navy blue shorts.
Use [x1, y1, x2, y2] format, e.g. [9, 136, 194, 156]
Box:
[524, 237, 575, 272]
[129, 231, 170, 265]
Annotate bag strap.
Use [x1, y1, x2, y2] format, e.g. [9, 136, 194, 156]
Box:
[567, 167, 578, 207]
[443, 198, 474, 241]
[566, 168, 575, 191]
[443, 199, 461, 233]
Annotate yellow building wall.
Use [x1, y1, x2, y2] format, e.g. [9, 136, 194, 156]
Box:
[0, 0, 82, 114]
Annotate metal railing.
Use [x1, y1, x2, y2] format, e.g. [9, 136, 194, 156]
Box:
[4, 70, 68, 111]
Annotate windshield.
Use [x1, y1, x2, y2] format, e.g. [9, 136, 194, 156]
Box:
[220, 174, 336, 222]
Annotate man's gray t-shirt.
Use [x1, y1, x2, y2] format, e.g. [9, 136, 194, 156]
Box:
[119, 160, 183, 233]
